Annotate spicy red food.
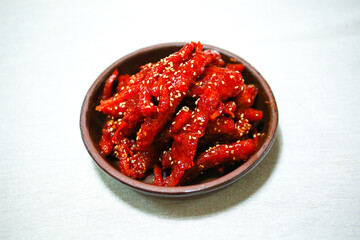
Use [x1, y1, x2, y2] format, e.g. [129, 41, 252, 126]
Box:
[96, 42, 263, 186]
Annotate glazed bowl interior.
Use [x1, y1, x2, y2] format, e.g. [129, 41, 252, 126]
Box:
[80, 43, 278, 198]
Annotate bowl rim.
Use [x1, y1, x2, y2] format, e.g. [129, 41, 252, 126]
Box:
[80, 42, 278, 197]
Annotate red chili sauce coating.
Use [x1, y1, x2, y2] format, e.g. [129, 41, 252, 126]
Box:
[96, 42, 263, 186]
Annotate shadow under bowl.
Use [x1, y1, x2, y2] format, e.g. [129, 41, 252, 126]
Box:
[80, 42, 278, 198]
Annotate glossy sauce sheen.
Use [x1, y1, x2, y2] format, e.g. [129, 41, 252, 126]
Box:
[96, 42, 263, 187]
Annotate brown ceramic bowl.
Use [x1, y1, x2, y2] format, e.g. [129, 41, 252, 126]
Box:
[80, 42, 278, 198]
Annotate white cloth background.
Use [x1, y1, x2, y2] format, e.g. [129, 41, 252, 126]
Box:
[1, 0, 359, 239]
